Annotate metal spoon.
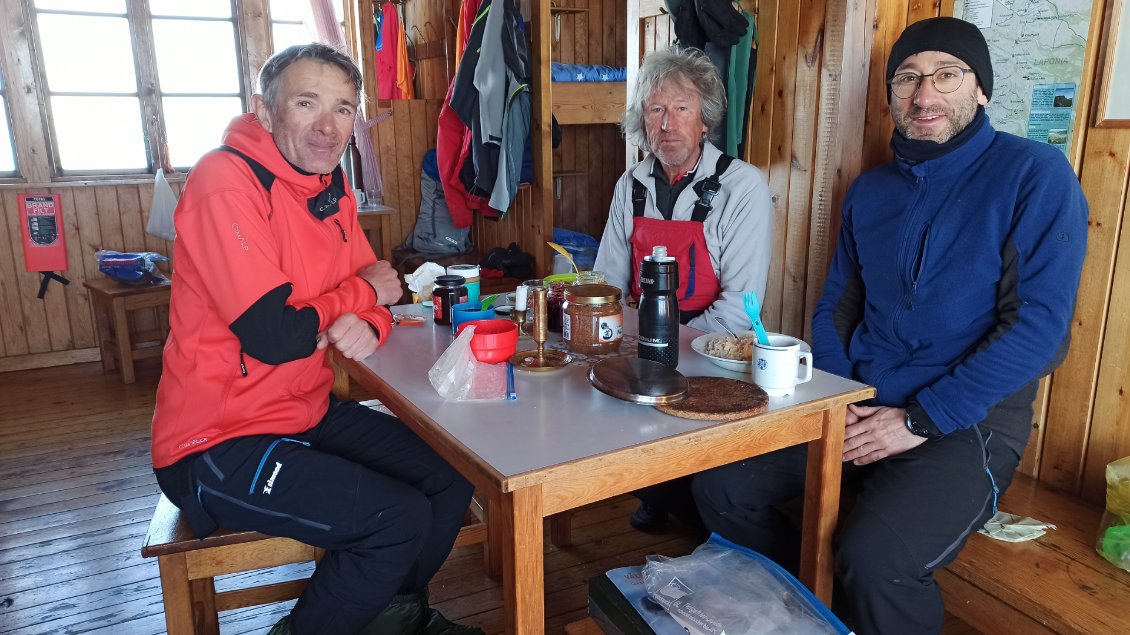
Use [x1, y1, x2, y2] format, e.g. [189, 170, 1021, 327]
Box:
[713, 316, 739, 339]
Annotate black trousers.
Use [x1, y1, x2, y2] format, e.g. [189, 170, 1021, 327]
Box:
[692, 405, 1028, 635]
[156, 399, 473, 635]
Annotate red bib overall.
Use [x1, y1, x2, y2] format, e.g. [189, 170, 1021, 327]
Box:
[628, 155, 733, 317]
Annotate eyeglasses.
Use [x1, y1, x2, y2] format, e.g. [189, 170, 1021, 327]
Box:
[888, 66, 973, 99]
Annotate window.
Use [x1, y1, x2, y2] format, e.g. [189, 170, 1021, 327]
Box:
[28, 0, 250, 175]
[4, 1, 331, 180]
[0, 68, 16, 175]
[270, 0, 315, 52]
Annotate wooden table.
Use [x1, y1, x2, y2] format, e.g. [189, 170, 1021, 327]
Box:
[356, 203, 395, 261]
[84, 277, 172, 384]
[337, 306, 873, 633]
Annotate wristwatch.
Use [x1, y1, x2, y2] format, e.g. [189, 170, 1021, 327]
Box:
[905, 410, 940, 439]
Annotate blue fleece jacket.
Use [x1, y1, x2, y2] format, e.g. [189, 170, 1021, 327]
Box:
[812, 116, 1087, 438]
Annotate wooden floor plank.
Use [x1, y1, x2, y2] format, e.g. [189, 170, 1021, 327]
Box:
[0, 360, 982, 634]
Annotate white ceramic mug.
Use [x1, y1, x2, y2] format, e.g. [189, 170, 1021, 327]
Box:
[753, 335, 813, 396]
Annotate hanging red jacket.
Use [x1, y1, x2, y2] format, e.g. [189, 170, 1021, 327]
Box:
[375, 1, 399, 100]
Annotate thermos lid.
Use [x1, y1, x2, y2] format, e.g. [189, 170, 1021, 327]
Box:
[588, 357, 688, 405]
[446, 264, 480, 277]
[645, 245, 675, 262]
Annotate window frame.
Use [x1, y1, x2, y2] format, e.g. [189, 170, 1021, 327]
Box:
[0, 0, 276, 184]
[0, 65, 17, 178]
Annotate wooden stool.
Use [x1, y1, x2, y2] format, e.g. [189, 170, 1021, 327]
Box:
[84, 277, 171, 383]
[142, 494, 487, 635]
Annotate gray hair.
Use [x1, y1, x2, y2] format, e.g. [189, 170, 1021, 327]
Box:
[258, 43, 363, 111]
[622, 46, 727, 152]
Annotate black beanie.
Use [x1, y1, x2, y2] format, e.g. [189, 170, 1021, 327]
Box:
[886, 17, 993, 103]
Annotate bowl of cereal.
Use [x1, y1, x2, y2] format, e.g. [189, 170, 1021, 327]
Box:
[691, 331, 811, 373]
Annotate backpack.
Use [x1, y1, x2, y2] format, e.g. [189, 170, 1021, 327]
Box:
[401, 149, 472, 256]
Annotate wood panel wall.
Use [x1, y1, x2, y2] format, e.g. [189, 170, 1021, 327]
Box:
[549, 0, 628, 241]
[0, 181, 178, 372]
[1, 0, 1128, 507]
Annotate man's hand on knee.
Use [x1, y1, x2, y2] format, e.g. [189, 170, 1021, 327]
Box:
[843, 404, 926, 465]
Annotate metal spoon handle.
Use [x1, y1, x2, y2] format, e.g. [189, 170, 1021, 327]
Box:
[712, 316, 739, 339]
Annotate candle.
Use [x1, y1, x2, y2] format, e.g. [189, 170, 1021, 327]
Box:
[515, 284, 529, 311]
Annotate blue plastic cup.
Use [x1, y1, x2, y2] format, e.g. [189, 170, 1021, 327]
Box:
[451, 302, 495, 335]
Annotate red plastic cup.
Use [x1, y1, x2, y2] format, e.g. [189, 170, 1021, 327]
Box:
[456, 319, 519, 364]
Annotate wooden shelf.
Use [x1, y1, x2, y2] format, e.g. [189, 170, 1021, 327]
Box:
[550, 7, 589, 14]
[551, 82, 626, 125]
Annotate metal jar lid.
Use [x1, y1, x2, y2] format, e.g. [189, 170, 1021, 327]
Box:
[565, 283, 622, 305]
[589, 357, 688, 405]
[434, 274, 466, 288]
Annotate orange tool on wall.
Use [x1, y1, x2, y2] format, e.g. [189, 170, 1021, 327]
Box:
[18, 193, 71, 298]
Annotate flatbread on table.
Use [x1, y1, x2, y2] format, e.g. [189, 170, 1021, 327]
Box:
[655, 376, 769, 421]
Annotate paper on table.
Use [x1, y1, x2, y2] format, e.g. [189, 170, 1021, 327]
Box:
[979, 511, 1057, 542]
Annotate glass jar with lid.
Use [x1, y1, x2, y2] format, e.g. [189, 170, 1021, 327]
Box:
[562, 284, 623, 354]
[432, 274, 467, 325]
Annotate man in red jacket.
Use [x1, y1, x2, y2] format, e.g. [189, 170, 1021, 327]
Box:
[151, 43, 480, 635]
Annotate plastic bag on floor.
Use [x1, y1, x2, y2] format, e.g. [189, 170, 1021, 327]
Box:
[1098, 455, 1130, 572]
[642, 534, 851, 635]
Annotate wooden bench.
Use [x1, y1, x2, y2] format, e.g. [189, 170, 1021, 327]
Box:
[142, 494, 487, 635]
[938, 472, 1130, 634]
[84, 277, 172, 384]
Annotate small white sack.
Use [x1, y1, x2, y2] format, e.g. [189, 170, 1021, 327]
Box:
[146, 168, 179, 241]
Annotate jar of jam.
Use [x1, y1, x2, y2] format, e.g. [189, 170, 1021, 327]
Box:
[432, 274, 467, 325]
[546, 281, 568, 332]
[562, 284, 623, 354]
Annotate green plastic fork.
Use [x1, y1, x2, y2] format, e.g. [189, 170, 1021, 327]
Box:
[742, 291, 772, 346]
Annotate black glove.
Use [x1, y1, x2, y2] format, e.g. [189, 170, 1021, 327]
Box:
[695, 0, 748, 47]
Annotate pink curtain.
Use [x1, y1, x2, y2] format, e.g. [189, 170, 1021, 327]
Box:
[308, 0, 386, 203]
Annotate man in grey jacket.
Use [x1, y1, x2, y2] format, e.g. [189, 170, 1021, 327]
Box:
[595, 46, 774, 533]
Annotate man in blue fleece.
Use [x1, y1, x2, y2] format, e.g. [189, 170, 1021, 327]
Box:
[691, 17, 1088, 634]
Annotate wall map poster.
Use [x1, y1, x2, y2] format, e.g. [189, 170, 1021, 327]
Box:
[956, 0, 1093, 154]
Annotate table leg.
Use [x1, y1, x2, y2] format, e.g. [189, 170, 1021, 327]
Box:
[486, 495, 503, 578]
[110, 297, 136, 384]
[800, 405, 847, 605]
[500, 485, 544, 634]
[88, 292, 115, 373]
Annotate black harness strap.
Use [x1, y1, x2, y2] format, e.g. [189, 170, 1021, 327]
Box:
[218, 145, 346, 220]
[219, 145, 275, 192]
[632, 153, 735, 221]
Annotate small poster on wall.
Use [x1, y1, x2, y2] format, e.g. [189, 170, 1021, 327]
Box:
[18, 194, 67, 273]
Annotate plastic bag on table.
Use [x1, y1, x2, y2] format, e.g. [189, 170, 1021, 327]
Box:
[641, 533, 850, 635]
[427, 326, 506, 401]
[1098, 455, 1130, 572]
[96, 250, 170, 285]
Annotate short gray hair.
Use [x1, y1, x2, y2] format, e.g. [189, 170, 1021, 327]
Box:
[622, 46, 727, 152]
[258, 43, 363, 111]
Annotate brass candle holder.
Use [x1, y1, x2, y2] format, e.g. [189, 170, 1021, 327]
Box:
[510, 283, 567, 371]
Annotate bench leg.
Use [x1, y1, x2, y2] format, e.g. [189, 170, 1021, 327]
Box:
[110, 297, 136, 384]
[191, 577, 220, 635]
[157, 553, 196, 635]
[88, 293, 116, 373]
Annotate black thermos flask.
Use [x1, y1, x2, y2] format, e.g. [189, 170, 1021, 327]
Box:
[637, 246, 680, 368]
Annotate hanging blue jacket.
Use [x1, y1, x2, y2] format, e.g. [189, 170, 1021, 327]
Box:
[812, 117, 1087, 445]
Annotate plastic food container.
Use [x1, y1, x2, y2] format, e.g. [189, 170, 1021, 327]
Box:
[456, 319, 519, 364]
